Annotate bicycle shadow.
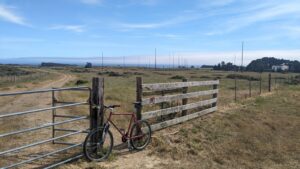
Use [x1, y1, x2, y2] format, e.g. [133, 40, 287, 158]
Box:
[112, 143, 140, 156]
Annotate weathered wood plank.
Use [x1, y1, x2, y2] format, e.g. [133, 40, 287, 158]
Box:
[142, 80, 219, 91]
[142, 98, 217, 120]
[142, 89, 218, 105]
[142, 88, 183, 97]
[150, 107, 217, 131]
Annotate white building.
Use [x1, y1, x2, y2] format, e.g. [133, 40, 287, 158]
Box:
[272, 64, 289, 72]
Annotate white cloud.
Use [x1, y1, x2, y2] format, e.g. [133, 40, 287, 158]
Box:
[49, 25, 85, 33]
[0, 4, 28, 26]
[80, 0, 103, 5]
[155, 33, 183, 39]
[206, 1, 300, 35]
[115, 12, 203, 30]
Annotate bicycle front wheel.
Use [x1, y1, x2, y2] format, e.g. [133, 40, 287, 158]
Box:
[83, 128, 114, 162]
[130, 120, 152, 150]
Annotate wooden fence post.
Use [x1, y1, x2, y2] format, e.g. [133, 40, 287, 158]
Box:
[259, 73, 262, 95]
[212, 83, 218, 107]
[160, 91, 165, 121]
[136, 77, 143, 120]
[249, 79, 252, 97]
[90, 77, 104, 130]
[182, 78, 188, 116]
[234, 77, 237, 102]
[268, 73, 271, 92]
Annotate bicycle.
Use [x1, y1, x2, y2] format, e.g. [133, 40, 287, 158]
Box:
[83, 104, 152, 162]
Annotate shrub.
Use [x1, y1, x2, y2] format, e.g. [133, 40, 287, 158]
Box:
[75, 79, 88, 85]
[98, 71, 124, 77]
[108, 72, 123, 77]
[226, 74, 259, 81]
[170, 75, 185, 80]
[199, 76, 210, 79]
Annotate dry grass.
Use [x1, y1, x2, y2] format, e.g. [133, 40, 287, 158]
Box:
[0, 66, 299, 168]
[147, 85, 300, 169]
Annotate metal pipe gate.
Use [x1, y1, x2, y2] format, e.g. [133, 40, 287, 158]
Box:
[0, 86, 91, 168]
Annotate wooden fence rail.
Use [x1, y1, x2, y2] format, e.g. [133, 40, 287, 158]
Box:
[136, 77, 219, 131]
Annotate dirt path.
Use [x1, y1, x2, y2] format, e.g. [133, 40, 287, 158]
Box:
[0, 73, 74, 113]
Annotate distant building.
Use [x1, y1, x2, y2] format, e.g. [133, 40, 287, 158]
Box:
[85, 62, 92, 68]
[272, 64, 289, 72]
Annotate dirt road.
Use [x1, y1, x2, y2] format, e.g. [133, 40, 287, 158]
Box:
[0, 73, 74, 113]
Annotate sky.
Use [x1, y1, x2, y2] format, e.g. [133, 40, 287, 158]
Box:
[0, 0, 299, 65]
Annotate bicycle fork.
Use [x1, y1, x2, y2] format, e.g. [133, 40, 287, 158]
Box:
[100, 123, 110, 144]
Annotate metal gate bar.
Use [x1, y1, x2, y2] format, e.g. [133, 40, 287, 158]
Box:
[0, 116, 87, 138]
[4, 143, 83, 169]
[0, 86, 91, 168]
[0, 87, 90, 97]
[44, 154, 84, 169]
[0, 102, 88, 118]
[0, 130, 83, 156]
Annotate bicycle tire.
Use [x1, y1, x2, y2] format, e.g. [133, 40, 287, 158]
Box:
[130, 120, 152, 150]
[83, 128, 114, 162]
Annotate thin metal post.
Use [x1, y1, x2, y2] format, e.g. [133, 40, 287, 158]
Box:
[52, 89, 56, 143]
[260, 73, 262, 95]
[249, 79, 252, 97]
[268, 73, 271, 92]
[234, 77, 237, 101]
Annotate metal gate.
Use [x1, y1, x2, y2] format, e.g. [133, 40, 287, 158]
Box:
[0, 86, 91, 168]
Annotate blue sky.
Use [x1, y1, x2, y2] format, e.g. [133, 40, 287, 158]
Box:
[0, 0, 299, 65]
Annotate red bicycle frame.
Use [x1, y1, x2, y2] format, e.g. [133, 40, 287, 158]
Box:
[106, 111, 140, 141]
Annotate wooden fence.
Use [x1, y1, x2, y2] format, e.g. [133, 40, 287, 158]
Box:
[135, 77, 219, 131]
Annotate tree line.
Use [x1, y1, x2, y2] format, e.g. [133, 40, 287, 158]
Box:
[211, 57, 300, 73]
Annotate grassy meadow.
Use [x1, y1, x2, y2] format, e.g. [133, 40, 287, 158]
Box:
[0, 66, 299, 168]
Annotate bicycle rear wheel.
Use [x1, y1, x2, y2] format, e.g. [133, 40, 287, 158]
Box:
[130, 120, 152, 150]
[83, 128, 114, 162]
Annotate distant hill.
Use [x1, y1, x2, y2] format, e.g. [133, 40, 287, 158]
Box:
[246, 57, 300, 72]
[201, 65, 214, 69]
[40, 62, 77, 67]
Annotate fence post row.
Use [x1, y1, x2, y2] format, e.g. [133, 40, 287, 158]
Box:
[90, 77, 104, 131]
